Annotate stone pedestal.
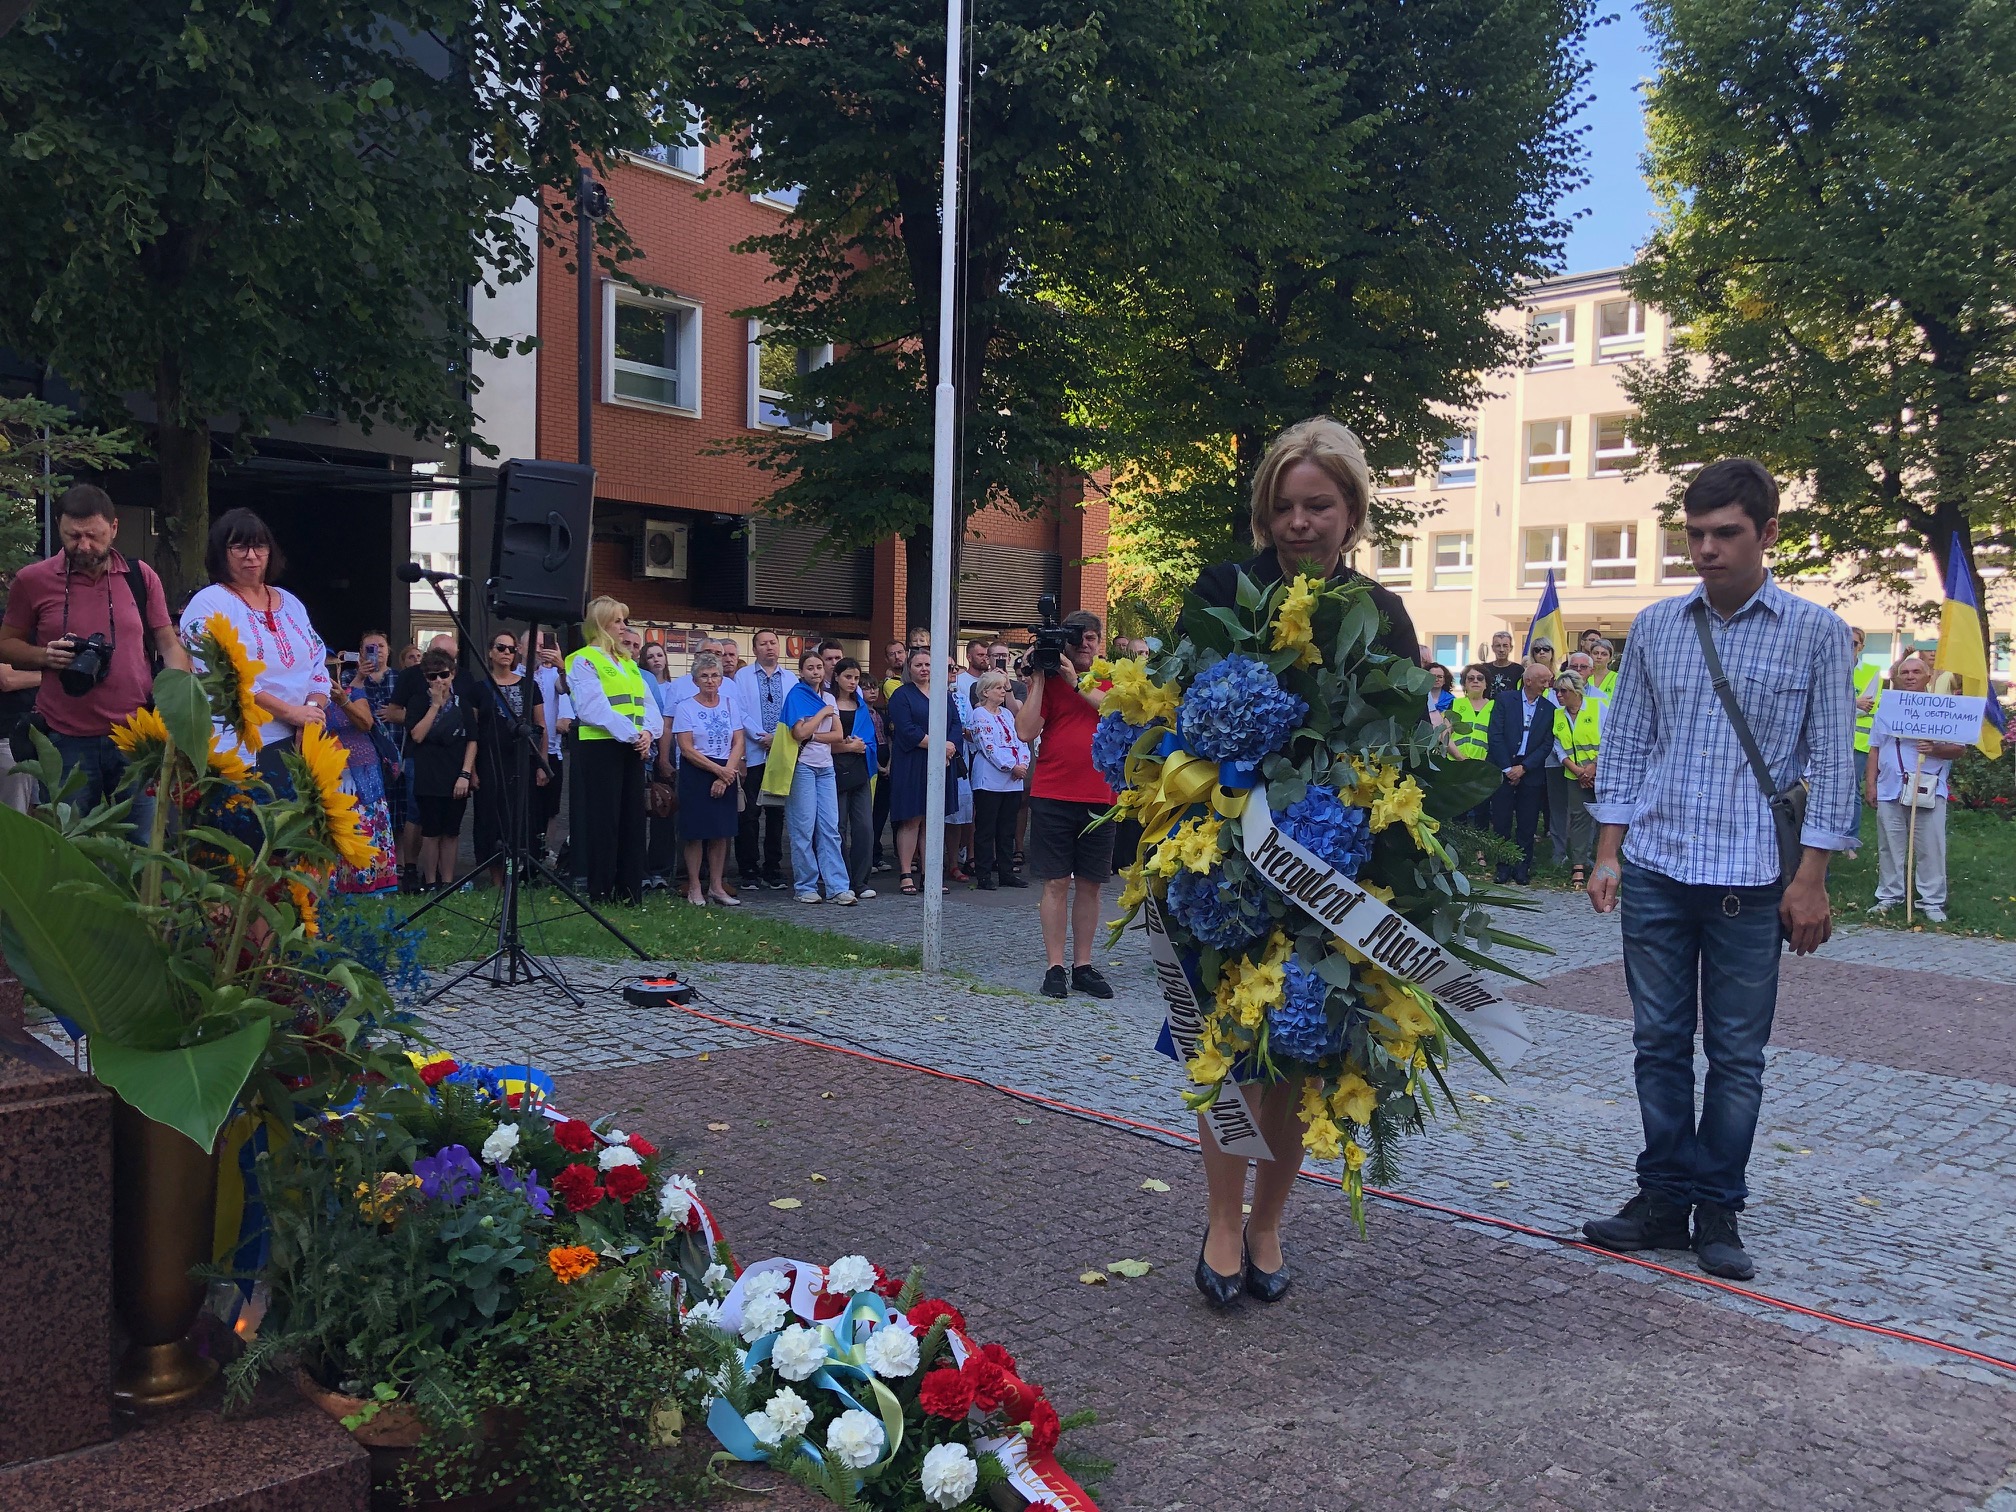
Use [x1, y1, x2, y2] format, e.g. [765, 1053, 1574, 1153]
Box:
[0, 961, 25, 1038]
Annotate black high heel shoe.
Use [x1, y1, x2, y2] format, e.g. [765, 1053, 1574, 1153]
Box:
[1242, 1226, 1291, 1304]
[1194, 1228, 1245, 1310]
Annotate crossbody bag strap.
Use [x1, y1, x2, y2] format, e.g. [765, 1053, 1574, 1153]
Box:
[1688, 598, 1780, 804]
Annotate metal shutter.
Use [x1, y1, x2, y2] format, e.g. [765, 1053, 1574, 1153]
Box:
[745, 516, 873, 616]
[959, 541, 1061, 624]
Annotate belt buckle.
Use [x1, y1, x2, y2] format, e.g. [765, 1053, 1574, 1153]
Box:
[1722, 891, 1741, 917]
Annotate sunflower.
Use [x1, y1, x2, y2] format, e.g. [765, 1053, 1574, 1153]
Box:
[195, 613, 265, 755]
[293, 723, 375, 872]
[206, 736, 253, 787]
[286, 877, 320, 938]
[109, 705, 170, 762]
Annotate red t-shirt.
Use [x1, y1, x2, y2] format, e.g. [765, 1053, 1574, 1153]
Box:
[2, 550, 169, 737]
[1030, 673, 1115, 805]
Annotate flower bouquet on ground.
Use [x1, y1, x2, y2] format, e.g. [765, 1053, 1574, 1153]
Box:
[683, 1256, 1105, 1511]
[1094, 569, 1542, 1222]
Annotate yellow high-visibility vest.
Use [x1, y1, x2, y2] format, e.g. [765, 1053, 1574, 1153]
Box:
[1447, 697, 1493, 758]
[1853, 663, 1881, 753]
[568, 646, 649, 740]
[1553, 697, 1602, 767]
[1589, 668, 1618, 700]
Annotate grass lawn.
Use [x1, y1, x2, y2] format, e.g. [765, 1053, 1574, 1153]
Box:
[378, 890, 920, 970]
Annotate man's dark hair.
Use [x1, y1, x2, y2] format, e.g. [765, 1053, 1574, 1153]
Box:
[56, 483, 118, 523]
[205, 507, 287, 584]
[1062, 609, 1102, 635]
[420, 648, 456, 678]
[816, 637, 844, 654]
[1682, 458, 1779, 534]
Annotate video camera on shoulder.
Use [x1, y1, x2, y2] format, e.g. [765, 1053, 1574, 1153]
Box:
[58, 632, 115, 698]
[1025, 593, 1085, 677]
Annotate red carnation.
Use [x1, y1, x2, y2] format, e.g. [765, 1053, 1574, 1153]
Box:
[552, 1163, 603, 1213]
[604, 1164, 648, 1204]
[1025, 1397, 1060, 1456]
[553, 1119, 597, 1154]
[871, 1265, 903, 1301]
[419, 1059, 458, 1087]
[907, 1298, 967, 1335]
[916, 1367, 977, 1421]
[979, 1341, 1018, 1377]
[962, 1355, 1009, 1412]
[626, 1134, 658, 1159]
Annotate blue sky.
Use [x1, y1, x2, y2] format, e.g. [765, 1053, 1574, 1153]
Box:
[1558, 5, 1657, 274]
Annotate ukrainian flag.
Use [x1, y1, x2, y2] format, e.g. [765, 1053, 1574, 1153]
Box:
[1524, 570, 1566, 659]
[1935, 535, 2006, 759]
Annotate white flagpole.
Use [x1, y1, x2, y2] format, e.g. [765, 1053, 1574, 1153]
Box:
[921, 0, 964, 975]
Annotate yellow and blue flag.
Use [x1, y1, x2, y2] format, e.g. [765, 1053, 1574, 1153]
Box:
[1935, 535, 2005, 759]
[1524, 570, 1566, 659]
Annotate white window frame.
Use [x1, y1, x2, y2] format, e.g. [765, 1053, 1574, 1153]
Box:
[746, 319, 833, 437]
[1521, 526, 1568, 589]
[1588, 523, 1638, 585]
[1596, 298, 1646, 360]
[633, 101, 705, 180]
[1437, 431, 1479, 487]
[1530, 308, 1574, 367]
[1592, 414, 1639, 476]
[1431, 531, 1473, 590]
[1379, 467, 1418, 493]
[605, 283, 701, 416]
[1659, 527, 1699, 583]
[1430, 633, 1470, 669]
[1375, 540, 1414, 587]
[1525, 418, 1571, 481]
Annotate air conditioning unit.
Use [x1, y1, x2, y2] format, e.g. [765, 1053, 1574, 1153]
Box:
[636, 520, 689, 580]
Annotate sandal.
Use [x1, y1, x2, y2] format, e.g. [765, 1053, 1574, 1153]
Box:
[900, 875, 920, 896]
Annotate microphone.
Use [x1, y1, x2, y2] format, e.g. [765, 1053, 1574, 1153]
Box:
[397, 561, 468, 584]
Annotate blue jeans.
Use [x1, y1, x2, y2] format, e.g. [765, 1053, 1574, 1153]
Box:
[786, 762, 850, 898]
[47, 729, 154, 839]
[1620, 858, 1783, 1211]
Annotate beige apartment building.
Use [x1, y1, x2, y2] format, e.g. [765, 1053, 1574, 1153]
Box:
[1363, 266, 2015, 677]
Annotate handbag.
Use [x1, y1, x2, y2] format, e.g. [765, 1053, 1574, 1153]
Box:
[1688, 601, 1808, 885]
[646, 778, 677, 820]
[1893, 743, 1943, 810]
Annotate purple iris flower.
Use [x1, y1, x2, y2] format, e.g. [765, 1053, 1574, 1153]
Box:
[413, 1144, 482, 1207]
[496, 1163, 552, 1217]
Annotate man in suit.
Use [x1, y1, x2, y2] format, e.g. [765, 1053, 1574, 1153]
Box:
[1486, 659, 1557, 884]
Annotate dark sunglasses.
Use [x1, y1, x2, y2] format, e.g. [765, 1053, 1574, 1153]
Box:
[426, 671, 454, 681]
[490, 642, 515, 653]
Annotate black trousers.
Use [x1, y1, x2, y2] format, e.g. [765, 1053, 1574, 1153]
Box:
[574, 738, 645, 904]
[972, 788, 1022, 879]
[737, 764, 786, 881]
[871, 764, 893, 865]
[1489, 772, 1544, 877]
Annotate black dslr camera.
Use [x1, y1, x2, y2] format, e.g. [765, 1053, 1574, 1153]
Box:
[1025, 593, 1086, 677]
[58, 632, 115, 698]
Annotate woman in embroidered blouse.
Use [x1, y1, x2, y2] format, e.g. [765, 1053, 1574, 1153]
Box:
[179, 508, 332, 795]
[965, 670, 1029, 889]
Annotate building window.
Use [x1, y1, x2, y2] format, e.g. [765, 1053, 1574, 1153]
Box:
[1530, 309, 1573, 366]
[1379, 467, 1417, 493]
[606, 286, 701, 414]
[1659, 528, 1698, 582]
[412, 497, 432, 524]
[1592, 414, 1638, 476]
[639, 101, 705, 178]
[1376, 541, 1414, 587]
[1431, 531, 1473, 590]
[747, 320, 833, 436]
[1596, 298, 1645, 359]
[752, 182, 803, 210]
[1589, 524, 1638, 584]
[1522, 527, 1568, 588]
[1431, 633, 1470, 669]
[1438, 431, 1479, 487]
[1525, 418, 1571, 480]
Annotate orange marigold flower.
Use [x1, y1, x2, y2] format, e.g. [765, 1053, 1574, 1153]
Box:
[547, 1245, 599, 1285]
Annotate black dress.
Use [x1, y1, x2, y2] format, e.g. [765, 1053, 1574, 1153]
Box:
[1189, 547, 1421, 665]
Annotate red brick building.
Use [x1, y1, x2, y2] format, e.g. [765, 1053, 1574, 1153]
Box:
[468, 137, 1108, 664]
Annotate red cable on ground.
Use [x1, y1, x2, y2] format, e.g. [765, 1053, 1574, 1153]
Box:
[666, 999, 2016, 1378]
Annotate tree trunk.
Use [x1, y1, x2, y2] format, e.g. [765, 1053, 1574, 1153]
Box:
[154, 354, 209, 608]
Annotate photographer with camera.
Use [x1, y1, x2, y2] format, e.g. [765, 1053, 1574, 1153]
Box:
[1013, 602, 1115, 1000]
[0, 485, 190, 824]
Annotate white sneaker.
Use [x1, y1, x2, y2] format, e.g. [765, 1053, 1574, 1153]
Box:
[834, 890, 858, 906]
[1920, 906, 1947, 923]
[857, 887, 877, 900]
[797, 893, 822, 905]
[1866, 901, 1896, 916]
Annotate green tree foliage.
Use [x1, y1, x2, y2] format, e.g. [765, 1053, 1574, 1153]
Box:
[1624, 0, 2016, 623]
[0, 0, 717, 600]
[0, 396, 134, 577]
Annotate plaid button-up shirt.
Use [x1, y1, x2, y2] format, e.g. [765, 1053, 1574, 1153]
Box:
[1589, 574, 1860, 887]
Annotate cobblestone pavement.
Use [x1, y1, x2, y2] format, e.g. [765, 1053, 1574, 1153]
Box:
[564, 1045, 2016, 1512]
[427, 879, 2016, 1395]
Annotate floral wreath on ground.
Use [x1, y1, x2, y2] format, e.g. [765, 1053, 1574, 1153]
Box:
[1091, 569, 1534, 1222]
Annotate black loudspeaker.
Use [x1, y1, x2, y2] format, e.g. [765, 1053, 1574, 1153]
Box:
[487, 459, 595, 623]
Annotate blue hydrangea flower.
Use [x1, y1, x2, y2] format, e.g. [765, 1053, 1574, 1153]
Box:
[1267, 957, 1340, 1062]
[1093, 711, 1157, 790]
[413, 1145, 481, 1206]
[1165, 866, 1272, 952]
[1278, 788, 1374, 879]
[1176, 655, 1308, 765]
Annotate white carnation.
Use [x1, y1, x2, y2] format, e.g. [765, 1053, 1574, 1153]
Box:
[863, 1324, 919, 1379]
[744, 1408, 783, 1447]
[921, 1442, 978, 1508]
[480, 1123, 521, 1164]
[681, 1298, 723, 1330]
[824, 1254, 878, 1295]
[763, 1385, 814, 1438]
[703, 1262, 732, 1296]
[743, 1268, 790, 1299]
[825, 1408, 885, 1470]
[658, 1174, 697, 1224]
[739, 1293, 790, 1342]
[769, 1324, 828, 1382]
[599, 1143, 643, 1171]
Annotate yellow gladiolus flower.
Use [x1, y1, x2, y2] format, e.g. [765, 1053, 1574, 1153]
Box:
[1187, 1040, 1233, 1085]
[1331, 1073, 1377, 1127]
[1369, 774, 1425, 833]
[1343, 1139, 1366, 1174]
[1271, 575, 1323, 667]
[1302, 1115, 1344, 1162]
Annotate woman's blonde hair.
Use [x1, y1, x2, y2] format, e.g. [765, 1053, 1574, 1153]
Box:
[1247, 416, 1374, 554]
[582, 595, 629, 654]
[974, 669, 1010, 702]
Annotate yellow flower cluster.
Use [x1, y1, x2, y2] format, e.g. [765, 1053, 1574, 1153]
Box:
[1343, 758, 1441, 853]
[1362, 967, 1438, 1063]
[1093, 656, 1183, 727]
[1270, 575, 1324, 668]
[1145, 813, 1224, 878]
[355, 1172, 421, 1226]
[1186, 1027, 1234, 1086]
[1215, 932, 1293, 1031]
